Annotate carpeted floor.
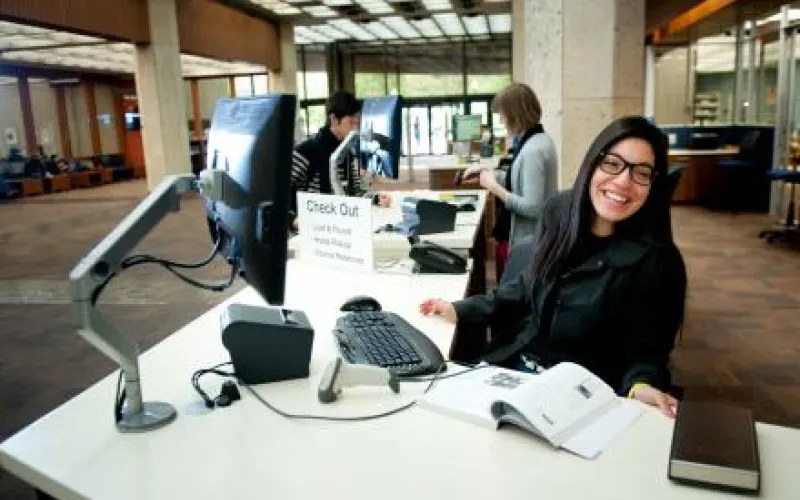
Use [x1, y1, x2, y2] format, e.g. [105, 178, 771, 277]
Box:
[1, 175, 800, 498]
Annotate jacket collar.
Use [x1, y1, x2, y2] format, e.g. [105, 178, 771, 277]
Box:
[570, 237, 651, 273]
[315, 125, 341, 152]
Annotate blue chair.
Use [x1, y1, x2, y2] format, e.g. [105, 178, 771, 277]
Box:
[717, 130, 766, 213]
[758, 169, 800, 243]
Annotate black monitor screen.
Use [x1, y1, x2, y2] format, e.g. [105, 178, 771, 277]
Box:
[205, 95, 296, 306]
[360, 96, 402, 179]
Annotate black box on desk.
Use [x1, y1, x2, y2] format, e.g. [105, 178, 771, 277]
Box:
[221, 303, 314, 385]
[396, 198, 457, 236]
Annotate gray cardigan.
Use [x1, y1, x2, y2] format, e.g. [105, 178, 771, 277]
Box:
[494, 132, 558, 248]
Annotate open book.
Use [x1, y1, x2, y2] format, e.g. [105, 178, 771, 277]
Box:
[417, 362, 643, 459]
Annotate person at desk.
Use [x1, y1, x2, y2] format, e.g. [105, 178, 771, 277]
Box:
[420, 116, 687, 418]
[462, 83, 558, 281]
[290, 91, 391, 220]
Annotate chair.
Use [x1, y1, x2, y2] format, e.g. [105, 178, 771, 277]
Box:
[499, 235, 535, 285]
[758, 169, 800, 244]
[717, 130, 765, 213]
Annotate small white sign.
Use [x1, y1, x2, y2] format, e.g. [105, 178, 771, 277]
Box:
[296, 192, 373, 272]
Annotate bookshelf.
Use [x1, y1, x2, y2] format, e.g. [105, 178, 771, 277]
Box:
[693, 92, 721, 125]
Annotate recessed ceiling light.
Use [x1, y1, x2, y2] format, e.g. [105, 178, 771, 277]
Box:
[303, 5, 337, 17]
[360, 1, 393, 15]
[433, 13, 464, 36]
[487, 14, 511, 33]
[421, 0, 450, 11]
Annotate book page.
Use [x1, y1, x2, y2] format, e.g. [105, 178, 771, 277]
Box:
[417, 366, 536, 430]
[561, 398, 642, 459]
[491, 362, 617, 447]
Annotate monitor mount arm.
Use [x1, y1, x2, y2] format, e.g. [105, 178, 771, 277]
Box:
[69, 173, 207, 432]
[329, 130, 360, 196]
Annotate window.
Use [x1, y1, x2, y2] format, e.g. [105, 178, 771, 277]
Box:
[233, 76, 253, 97]
[253, 75, 269, 95]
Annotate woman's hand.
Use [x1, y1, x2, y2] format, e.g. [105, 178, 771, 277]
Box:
[461, 165, 488, 184]
[419, 298, 457, 324]
[478, 169, 498, 190]
[630, 384, 678, 418]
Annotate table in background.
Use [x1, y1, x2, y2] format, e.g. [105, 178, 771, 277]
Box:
[669, 147, 740, 204]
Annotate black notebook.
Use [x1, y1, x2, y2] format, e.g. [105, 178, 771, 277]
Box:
[668, 401, 760, 494]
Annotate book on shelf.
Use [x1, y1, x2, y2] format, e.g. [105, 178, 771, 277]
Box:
[417, 362, 642, 460]
[668, 400, 760, 494]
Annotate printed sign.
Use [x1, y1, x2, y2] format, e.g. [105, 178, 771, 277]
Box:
[296, 192, 373, 272]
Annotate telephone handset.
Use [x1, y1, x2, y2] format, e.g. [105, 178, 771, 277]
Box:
[408, 240, 467, 274]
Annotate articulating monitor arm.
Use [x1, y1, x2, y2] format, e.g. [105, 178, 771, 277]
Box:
[69, 174, 196, 432]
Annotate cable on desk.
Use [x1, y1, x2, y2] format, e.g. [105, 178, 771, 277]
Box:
[231, 362, 485, 422]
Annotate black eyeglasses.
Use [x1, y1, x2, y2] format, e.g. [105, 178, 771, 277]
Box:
[597, 152, 657, 186]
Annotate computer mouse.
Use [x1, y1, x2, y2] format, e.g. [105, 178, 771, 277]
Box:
[340, 295, 382, 312]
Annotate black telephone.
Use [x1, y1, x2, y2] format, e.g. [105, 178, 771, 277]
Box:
[409, 240, 467, 274]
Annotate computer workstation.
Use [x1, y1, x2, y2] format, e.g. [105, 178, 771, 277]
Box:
[4, 95, 799, 500]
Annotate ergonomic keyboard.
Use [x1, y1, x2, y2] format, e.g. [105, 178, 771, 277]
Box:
[333, 311, 446, 377]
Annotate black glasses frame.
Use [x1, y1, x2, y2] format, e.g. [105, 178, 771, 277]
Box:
[596, 152, 657, 186]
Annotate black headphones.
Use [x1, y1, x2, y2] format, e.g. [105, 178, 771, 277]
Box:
[192, 366, 241, 409]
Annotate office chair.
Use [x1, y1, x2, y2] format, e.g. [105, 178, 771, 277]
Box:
[758, 168, 800, 244]
[717, 130, 764, 213]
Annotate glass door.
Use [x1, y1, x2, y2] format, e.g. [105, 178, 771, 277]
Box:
[430, 103, 464, 155]
[403, 105, 430, 155]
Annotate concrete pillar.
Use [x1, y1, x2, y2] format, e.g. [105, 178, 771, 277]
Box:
[270, 22, 298, 94]
[134, 0, 191, 191]
[512, 0, 646, 187]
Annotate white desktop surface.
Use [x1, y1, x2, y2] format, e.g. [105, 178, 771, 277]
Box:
[3, 264, 800, 499]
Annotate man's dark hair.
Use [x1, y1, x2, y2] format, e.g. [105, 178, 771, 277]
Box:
[325, 91, 361, 123]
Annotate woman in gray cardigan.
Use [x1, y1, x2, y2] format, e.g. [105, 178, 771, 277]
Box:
[464, 83, 558, 279]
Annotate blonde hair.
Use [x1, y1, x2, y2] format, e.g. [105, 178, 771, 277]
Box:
[493, 83, 542, 134]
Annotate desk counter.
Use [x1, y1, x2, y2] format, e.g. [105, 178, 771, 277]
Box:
[2, 259, 800, 499]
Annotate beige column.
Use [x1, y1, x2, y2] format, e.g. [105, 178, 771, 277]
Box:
[512, 0, 646, 187]
[269, 22, 298, 94]
[134, 0, 191, 190]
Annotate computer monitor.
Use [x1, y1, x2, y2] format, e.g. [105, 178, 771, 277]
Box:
[453, 115, 482, 142]
[359, 95, 402, 179]
[205, 94, 296, 306]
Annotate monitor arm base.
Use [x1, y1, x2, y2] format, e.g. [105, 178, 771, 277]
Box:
[69, 173, 198, 433]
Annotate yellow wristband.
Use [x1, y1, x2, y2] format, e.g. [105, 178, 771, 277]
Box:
[628, 382, 650, 399]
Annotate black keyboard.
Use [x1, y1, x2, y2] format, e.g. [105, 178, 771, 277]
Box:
[333, 311, 445, 377]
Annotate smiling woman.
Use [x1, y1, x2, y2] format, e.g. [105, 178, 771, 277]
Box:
[420, 116, 688, 419]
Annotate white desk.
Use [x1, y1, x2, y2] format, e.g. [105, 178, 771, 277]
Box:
[3, 260, 800, 500]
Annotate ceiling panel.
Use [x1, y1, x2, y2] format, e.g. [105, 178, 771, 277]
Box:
[237, 0, 511, 44]
[0, 20, 267, 78]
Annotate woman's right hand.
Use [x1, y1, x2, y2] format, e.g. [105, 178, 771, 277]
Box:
[461, 165, 488, 184]
[419, 298, 457, 324]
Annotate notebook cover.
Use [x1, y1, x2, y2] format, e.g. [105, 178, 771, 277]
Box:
[668, 400, 760, 494]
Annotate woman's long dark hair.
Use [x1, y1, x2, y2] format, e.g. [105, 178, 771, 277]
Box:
[524, 116, 672, 288]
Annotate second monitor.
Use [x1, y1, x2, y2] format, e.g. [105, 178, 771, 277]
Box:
[360, 96, 402, 179]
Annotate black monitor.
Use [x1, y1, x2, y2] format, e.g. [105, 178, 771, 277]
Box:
[205, 94, 296, 306]
[360, 95, 402, 179]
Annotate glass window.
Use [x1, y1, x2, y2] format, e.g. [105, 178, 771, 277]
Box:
[253, 74, 269, 95]
[303, 72, 329, 99]
[307, 105, 326, 136]
[470, 101, 489, 125]
[400, 74, 463, 97]
[233, 76, 253, 97]
[355, 73, 386, 97]
[467, 75, 511, 95]
[403, 106, 430, 155]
